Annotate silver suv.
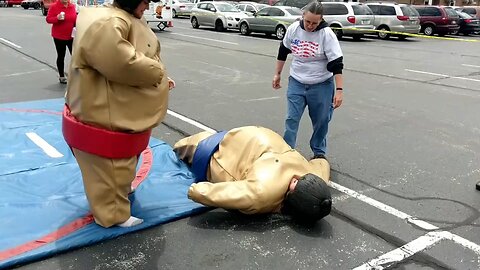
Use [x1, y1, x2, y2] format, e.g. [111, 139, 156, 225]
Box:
[365, 2, 421, 40]
[322, 2, 375, 41]
[190, 1, 249, 31]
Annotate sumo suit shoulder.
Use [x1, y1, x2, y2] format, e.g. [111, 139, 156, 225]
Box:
[64, 6, 170, 227]
[173, 126, 330, 215]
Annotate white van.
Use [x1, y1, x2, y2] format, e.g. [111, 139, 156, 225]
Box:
[144, 0, 174, 31]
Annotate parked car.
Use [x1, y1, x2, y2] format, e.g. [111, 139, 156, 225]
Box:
[236, 1, 268, 16]
[454, 10, 480, 35]
[190, 1, 249, 31]
[4, 0, 23, 7]
[238, 6, 301, 39]
[413, 5, 459, 36]
[321, 2, 375, 41]
[258, 0, 277, 5]
[171, 0, 195, 17]
[273, 0, 309, 9]
[21, 0, 41, 9]
[365, 2, 421, 40]
[456, 6, 480, 20]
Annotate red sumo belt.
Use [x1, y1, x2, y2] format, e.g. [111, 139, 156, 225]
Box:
[62, 105, 151, 159]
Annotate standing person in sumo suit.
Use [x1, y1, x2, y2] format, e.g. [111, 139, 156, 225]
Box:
[62, 0, 175, 228]
[173, 126, 333, 223]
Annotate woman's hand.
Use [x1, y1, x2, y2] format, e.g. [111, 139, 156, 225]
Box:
[333, 90, 343, 109]
[272, 74, 281, 89]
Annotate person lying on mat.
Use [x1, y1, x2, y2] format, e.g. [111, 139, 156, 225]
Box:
[173, 126, 332, 223]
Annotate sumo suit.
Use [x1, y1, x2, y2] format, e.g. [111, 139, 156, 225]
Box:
[173, 126, 330, 214]
[62, 6, 170, 227]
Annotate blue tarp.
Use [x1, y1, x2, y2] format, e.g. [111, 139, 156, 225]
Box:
[0, 99, 207, 269]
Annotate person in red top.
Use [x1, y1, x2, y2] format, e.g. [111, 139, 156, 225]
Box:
[46, 0, 77, 84]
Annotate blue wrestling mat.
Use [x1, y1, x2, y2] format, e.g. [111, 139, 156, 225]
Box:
[0, 99, 207, 269]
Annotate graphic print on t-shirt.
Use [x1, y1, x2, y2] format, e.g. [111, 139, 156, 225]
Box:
[291, 39, 319, 58]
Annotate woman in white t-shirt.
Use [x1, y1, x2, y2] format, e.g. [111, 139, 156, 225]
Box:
[272, 0, 344, 160]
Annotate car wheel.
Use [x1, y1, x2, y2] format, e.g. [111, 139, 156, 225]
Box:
[191, 17, 199, 29]
[41, 6, 47, 16]
[23, 5, 29, 9]
[275, 25, 286, 40]
[240, 22, 250, 35]
[377, 26, 390, 40]
[423, 25, 434, 36]
[215, 19, 225, 32]
[33, 2, 40, 9]
[172, 9, 177, 18]
[331, 25, 343, 39]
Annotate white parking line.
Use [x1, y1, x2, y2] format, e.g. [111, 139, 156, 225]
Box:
[0, 69, 49, 78]
[170, 33, 238, 45]
[405, 69, 480, 83]
[165, 108, 480, 266]
[26, 132, 63, 158]
[0, 37, 22, 49]
[354, 231, 449, 270]
[462, 64, 480, 68]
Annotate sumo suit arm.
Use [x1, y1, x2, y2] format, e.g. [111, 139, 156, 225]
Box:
[81, 17, 165, 87]
[188, 181, 265, 214]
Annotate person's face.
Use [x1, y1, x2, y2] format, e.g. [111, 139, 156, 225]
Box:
[134, 0, 150, 19]
[61, 0, 69, 5]
[302, 11, 322, 32]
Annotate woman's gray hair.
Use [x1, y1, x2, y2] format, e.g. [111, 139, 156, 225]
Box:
[303, 1, 323, 15]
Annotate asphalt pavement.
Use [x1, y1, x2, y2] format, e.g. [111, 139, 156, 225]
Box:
[1, 6, 479, 270]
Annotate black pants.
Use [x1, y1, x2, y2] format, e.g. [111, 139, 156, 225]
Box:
[53, 38, 73, 77]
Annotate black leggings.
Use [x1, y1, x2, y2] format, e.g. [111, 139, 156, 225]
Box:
[53, 38, 73, 77]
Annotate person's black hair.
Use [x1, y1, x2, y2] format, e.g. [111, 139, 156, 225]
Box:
[113, 0, 151, 14]
[281, 173, 332, 223]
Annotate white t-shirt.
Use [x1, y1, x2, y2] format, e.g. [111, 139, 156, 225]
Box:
[283, 21, 343, 85]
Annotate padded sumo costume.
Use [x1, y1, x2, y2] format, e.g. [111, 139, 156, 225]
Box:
[62, 3, 170, 228]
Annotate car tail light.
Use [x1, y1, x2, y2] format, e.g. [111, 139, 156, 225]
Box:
[464, 19, 472, 23]
[347, 16, 355, 24]
[397, 15, 409, 21]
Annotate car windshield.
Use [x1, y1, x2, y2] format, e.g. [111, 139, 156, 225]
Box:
[285, 7, 302, 16]
[445, 8, 458, 16]
[458, 11, 472, 19]
[400, 6, 419, 16]
[216, 3, 240, 12]
[352, 5, 373, 15]
[255, 3, 268, 10]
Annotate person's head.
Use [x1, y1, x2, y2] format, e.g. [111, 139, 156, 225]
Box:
[114, 0, 151, 18]
[302, 1, 323, 32]
[60, 0, 69, 5]
[282, 173, 332, 223]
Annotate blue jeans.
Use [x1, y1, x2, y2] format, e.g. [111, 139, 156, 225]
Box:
[283, 76, 334, 156]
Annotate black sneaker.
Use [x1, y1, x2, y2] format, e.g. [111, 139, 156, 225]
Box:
[476, 181, 480, 191]
[311, 154, 326, 160]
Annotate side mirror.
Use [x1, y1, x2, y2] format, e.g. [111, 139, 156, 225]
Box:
[251, 11, 256, 16]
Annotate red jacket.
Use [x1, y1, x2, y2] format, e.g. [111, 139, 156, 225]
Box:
[46, 0, 77, 40]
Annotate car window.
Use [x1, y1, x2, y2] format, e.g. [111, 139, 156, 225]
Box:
[352, 5, 373, 15]
[257, 7, 271, 16]
[379, 6, 396, 16]
[268, 7, 285, 16]
[285, 7, 302, 16]
[463, 8, 476, 15]
[282, 0, 310, 9]
[254, 4, 268, 10]
[246, 5, 255, 12]
[206, 3, 215, 11]
[424, 7, 441, 16]
[237, 4, 245, 11]
[323, 4, 348, 15]
[400, 6, 418, 16]
[367, 4, 380, 14]
[444, 8, 458, 17]
[215, 3, 239, 12]
[197, 3, 207, 9]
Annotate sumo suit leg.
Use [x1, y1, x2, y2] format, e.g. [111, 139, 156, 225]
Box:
[72, 148, 138, 228]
